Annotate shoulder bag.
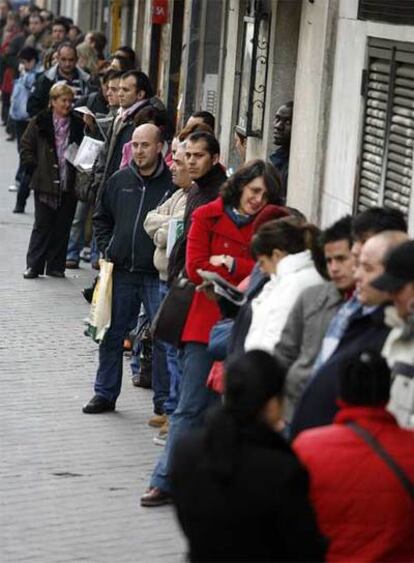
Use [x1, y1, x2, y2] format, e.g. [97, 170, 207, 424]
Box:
[151, 274, 195, 348]
[346, 421, 414, 501]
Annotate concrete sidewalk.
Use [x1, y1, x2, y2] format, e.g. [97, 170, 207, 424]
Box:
[0, 128, 186, 562]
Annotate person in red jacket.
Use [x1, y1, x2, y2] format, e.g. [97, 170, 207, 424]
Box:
[293, 351, 414, 562]
[141, 158, 282, 506]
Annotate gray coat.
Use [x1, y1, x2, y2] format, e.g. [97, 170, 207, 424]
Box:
[274, 282, 344, 422]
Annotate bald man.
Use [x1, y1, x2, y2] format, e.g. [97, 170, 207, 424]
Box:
[290, 229, 408, 439]
[84, 124, 174, 415]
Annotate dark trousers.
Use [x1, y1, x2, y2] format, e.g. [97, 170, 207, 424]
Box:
[94, 270, 169, 412]
[26, 192, 77, 274]
[15, 120, 31, 210]
[15, 119, 29, 182]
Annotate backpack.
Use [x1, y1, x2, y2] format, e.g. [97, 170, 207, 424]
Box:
[10, 76, 30, 121]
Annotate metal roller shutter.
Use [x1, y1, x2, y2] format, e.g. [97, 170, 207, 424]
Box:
[356, 39, 414, 218]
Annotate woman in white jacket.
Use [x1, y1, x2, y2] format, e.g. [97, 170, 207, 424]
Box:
[245, 217, 324, 353]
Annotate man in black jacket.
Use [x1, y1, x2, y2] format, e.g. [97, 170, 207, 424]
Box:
[27, 43, 90, 117]
[83, 123, 173, 414]
[167, 130, 227, 283]
[95, 70, 154, 201]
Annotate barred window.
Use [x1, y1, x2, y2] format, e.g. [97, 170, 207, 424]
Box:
[356, 38, 414, 217]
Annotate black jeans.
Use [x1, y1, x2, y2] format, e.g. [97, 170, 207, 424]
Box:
[26, 192, 77, 274]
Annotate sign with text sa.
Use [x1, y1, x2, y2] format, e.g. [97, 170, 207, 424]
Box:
[152, 0, 169, 24]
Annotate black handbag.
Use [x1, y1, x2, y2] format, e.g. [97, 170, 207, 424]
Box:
[151, 275, 195, 347]
[74, 170, 96, 204]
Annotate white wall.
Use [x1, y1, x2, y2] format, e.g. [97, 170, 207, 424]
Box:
[287, 0, 338, 222]
[320, 0, 414, 227]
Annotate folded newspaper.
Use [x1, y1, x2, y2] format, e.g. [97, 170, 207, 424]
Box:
[197, 269, 247, 306]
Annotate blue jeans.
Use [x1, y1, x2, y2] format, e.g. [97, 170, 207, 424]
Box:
[66, 201, 99, 264]
[159, 281, 181, 415]
[150, 342, 219, 493]
[94, 270, 169, 413]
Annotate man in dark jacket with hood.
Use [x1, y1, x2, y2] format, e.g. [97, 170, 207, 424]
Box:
[83, 124, 173, 415]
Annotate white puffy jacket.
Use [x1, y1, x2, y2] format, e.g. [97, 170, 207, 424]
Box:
[245, 250, 323, 353]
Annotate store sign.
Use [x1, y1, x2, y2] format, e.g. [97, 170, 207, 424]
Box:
[152, 0, 169, 24]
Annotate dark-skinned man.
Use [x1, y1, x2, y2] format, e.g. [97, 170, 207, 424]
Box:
[269, 101, 293, 203]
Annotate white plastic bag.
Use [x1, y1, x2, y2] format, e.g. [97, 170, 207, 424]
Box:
[73, 135, 105, 172]
[85, 260, 113, 342]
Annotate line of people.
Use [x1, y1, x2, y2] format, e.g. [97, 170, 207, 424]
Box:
[8, 6, 414, 560]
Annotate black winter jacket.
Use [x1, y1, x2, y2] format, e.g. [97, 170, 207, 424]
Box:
[168, 163, 228, 282]
[93, 99, 154, 202]
[93, 158, 173, 274]
[27, 64, 90, 117]
[290, 305, 391, 439]
[171, 420, 326, 562]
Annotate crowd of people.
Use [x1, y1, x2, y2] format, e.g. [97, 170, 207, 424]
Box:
[4, 1, 414, 560]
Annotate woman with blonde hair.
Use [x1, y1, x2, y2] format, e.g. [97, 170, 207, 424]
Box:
[76, 42, 98, 75]
[21, 82, 84, 278]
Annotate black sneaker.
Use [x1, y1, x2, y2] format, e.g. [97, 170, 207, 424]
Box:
[82, 395, 116, 414]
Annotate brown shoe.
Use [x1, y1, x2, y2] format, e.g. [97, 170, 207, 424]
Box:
[148, 413, 167, 428]
[140, 487, 172, 507]
[65, 260, 79, 269]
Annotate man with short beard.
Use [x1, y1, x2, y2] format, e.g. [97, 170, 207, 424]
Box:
[83, 124, 173, 415]
[167, 130, 227, 284]
[27, 43, 90, 116]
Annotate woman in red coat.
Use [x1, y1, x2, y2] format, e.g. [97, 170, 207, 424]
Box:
[143, 159, 282, 505]
[294, 351, 414, 562]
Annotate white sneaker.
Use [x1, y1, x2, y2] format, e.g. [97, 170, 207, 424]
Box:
[153, 432, 167, 447]
[8, 184, 18, 192]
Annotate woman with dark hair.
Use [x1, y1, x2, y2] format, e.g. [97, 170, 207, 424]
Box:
[245, 217, 324, 352]
[142, 158, 282, 506]
[294, 351, 414, 562]
[21, 82, 84, 278]
[172, 351, 326, 562]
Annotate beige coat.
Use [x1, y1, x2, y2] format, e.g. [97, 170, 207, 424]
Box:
[144, 188, 188, 281]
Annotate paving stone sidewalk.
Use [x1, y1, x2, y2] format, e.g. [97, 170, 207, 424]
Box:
[0, 129, 186, 562]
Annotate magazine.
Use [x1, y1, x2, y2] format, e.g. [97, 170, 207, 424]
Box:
[197, 269, 247, 306]
[166, 218, 184, 257]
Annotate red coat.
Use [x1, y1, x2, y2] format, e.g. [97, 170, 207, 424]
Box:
[293, 406, 414, 562]
[181, 197, 255, 344]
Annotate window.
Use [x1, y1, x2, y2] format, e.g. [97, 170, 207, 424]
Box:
[358, 0, 414, 26]
[236, 0, 271, 138]
[356, 38, 414, 217]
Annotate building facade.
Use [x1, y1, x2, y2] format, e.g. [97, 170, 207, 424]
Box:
[56, 0, 414, 228]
